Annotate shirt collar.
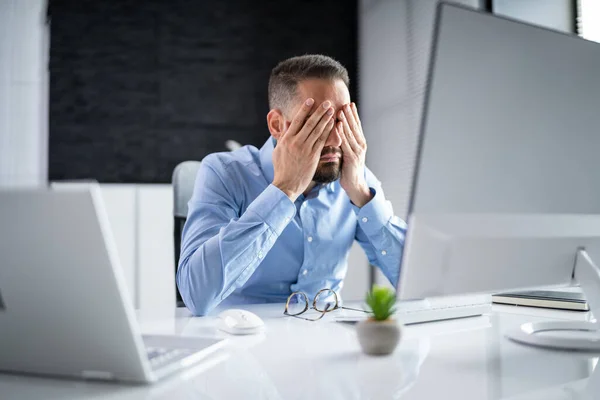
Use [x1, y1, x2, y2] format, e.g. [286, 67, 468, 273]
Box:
[259, 136, 337, 193]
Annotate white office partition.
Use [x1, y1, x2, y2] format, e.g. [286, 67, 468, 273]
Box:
[0, 0, 48, 188]
[137, 185, 176, 311]
[99, 185, 138, 307]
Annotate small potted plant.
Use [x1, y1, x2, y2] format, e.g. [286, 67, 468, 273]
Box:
[356, 285, 401, 355]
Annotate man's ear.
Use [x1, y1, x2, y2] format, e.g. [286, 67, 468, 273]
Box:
[267, 109, 286, 140]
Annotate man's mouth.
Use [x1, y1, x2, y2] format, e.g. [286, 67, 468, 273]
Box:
[320, 154, 340, 162]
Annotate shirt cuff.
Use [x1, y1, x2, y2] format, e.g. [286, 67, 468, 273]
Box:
[353, 187, 393, 236]
[246, 184, 296, 235]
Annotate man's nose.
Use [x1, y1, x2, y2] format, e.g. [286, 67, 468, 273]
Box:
[324, 121, 342, 148]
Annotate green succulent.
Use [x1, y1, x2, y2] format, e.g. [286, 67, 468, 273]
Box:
[365, 285, 397, 321]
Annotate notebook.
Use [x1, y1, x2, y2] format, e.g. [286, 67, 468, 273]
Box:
[492, 289, 589, 311]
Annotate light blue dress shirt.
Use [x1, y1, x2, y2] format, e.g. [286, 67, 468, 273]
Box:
[177, 137, 407, 316]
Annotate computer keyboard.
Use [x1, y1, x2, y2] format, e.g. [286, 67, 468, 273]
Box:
[146, 347, 198, 370]
[395, 301, 492, 325]
[335, 295, 492, 325]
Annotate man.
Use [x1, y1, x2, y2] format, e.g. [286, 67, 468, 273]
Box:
[177, 54, 406, 316]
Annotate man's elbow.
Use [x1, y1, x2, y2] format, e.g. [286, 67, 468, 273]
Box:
[184, 299, 213, 317]
[176, 259, 219, 316]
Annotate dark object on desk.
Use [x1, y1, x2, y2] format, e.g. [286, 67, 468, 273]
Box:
[492, 290, 589, 311]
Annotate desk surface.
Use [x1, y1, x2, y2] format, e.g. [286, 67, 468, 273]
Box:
[1, 303, 598, 400]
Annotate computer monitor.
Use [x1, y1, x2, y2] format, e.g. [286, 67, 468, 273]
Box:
[397, 3, 600, 350]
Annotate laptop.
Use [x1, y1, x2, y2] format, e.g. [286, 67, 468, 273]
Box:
[0, 184, 225, 383]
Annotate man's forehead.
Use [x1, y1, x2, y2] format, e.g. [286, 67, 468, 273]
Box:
[296, 79, 350, 108]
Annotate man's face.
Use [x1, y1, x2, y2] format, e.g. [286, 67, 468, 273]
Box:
[288, 79, 351, 184]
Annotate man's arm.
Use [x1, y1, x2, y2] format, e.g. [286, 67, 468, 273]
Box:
[177, 158, 295, 316]
[336, 102, 407, 285]
[353, 167, 407, 286]
[178, 98, 335, 315]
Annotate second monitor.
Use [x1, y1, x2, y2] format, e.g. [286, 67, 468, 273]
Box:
[396, 3, 600, 350]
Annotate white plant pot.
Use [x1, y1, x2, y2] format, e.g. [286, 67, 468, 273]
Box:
[356, 319, 402, 355]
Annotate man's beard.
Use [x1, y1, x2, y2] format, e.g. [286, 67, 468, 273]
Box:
[313, 147, 343, 184]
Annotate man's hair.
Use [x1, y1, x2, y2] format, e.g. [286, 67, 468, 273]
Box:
[268, 54, 350, 113]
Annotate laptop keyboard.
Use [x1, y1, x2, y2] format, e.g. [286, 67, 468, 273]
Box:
[146, 347, 198, 370]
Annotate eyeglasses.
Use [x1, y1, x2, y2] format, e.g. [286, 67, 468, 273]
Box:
[284, 288, 368, 321]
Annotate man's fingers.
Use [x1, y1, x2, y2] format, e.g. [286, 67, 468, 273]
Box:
[351, 102, 361, 126]
[343, 104, 366, 146]
[350, 102, 366, 144]
[339, 109, 360, 152]
[298, 100, 333, 142]
[339, 121, 353, 154]
[286, 98, 315, 137]
[308, 111, 334, 150]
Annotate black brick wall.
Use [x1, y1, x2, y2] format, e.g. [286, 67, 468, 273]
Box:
[48, 0, 358, 183]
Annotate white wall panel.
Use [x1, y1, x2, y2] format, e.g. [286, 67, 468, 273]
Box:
[359, 0, 409, 117]
[494, 0, 574, 33]
[580, 0, 600, 42]
[99, 184, 137, 307]
[7, 82, 43, 186]
[0, 0, 48, 188]
[0, 0, 14, 83]
[137, 184, 175, 311]
[10, 0, 45, 83]
[0, 83, 9, 182]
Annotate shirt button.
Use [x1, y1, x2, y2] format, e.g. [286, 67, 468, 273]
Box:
[302, 269, 308, 276]
[362, 217, 368, 223]
[307, 236, 313, 243]
[381, 250, 387, 256]
[258, 251, 263, 259]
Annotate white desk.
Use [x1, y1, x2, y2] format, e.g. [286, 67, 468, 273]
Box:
[0, 304, 598, 400]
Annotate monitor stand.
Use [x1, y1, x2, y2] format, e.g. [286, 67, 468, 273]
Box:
[506, 248, 600, 351]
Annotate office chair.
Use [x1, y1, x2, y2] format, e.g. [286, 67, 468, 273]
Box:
[172, 160, 202, 307]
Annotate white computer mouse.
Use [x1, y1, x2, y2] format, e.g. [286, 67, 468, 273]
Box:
[217, 309, 265, 335]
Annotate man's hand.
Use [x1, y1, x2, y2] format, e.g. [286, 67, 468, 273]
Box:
[338, 102, 372, 208]
[272, 98, 335, 201]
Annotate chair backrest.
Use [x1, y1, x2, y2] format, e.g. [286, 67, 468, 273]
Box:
[172, 160, 202, 306]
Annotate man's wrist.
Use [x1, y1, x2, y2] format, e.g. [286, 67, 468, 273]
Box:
[347, 183, 373, 208]
[272, 181, 299, 202]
